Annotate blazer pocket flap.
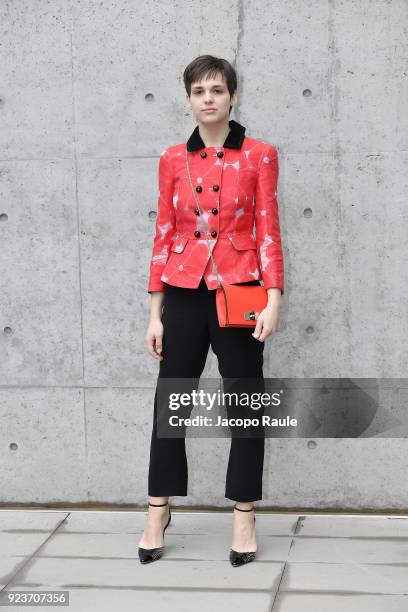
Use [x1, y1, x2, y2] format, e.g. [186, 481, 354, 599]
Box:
[230, 233, 257, 250]
[170, 236, 189, 253]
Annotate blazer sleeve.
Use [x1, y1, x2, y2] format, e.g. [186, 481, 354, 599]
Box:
[147, 149, 176, 293]
[254, 143, 285, 294]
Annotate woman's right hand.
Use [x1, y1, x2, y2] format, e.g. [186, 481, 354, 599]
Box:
[146, 317, 164, 361]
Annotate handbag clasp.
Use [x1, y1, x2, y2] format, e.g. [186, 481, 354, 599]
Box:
[244, 311, 258, 320]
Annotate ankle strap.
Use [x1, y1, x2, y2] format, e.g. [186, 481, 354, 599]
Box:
[149, 501, 168, 507]
[234, 503, 255, 512]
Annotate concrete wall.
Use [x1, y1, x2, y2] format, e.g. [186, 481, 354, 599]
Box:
[1, 0, 407, 509]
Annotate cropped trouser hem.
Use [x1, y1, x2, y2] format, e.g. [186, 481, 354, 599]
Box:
[148, 490, 188, 497]
[147, 491, 263, 502]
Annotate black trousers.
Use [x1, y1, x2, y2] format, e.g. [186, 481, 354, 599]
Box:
[148, 278, 266, 502]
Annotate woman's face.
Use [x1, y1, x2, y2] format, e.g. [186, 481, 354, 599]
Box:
[186, 73, 237, 125]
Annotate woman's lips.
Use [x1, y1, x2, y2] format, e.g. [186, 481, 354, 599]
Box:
[203, 109, 217, 112]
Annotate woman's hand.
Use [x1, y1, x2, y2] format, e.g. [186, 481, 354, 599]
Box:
[146, 317, 164, 360]
[252, 289, 282, 342]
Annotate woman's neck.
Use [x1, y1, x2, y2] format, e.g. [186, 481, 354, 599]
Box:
[197, 120, 231, 148]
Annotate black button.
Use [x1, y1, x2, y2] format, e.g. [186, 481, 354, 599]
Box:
[194, 208, 200, 216]
[196, 185, 202, 193]
[211, 230, 217, 237]
[200, 151, 207, 158]
[217, 151, 224, 158]
[212, 184, 219, 192]
[194, 230, 201, 238]
[212, 208, 218, 215]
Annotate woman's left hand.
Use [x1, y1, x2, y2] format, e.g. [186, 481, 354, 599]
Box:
[252, 290, 282, 342]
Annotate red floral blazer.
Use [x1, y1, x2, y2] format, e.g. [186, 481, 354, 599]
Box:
[147, 119, 284, 294]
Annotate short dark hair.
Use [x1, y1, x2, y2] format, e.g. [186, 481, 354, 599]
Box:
[183, 55, 237, 115]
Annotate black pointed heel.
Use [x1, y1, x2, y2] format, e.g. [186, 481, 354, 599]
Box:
[138, 501, 171, 564]
[229, 503, 256, 567]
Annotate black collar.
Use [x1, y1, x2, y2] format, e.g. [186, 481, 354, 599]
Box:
[186, 119, 246, 152]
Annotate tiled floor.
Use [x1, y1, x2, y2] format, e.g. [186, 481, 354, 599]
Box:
[1, 509, 408, 611]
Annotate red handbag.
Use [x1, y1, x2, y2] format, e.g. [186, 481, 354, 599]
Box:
[215, 282, 268, 328]
[185, 146, 268, 327]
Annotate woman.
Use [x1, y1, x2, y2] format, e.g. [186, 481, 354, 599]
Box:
[138, 55, 284, 566]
